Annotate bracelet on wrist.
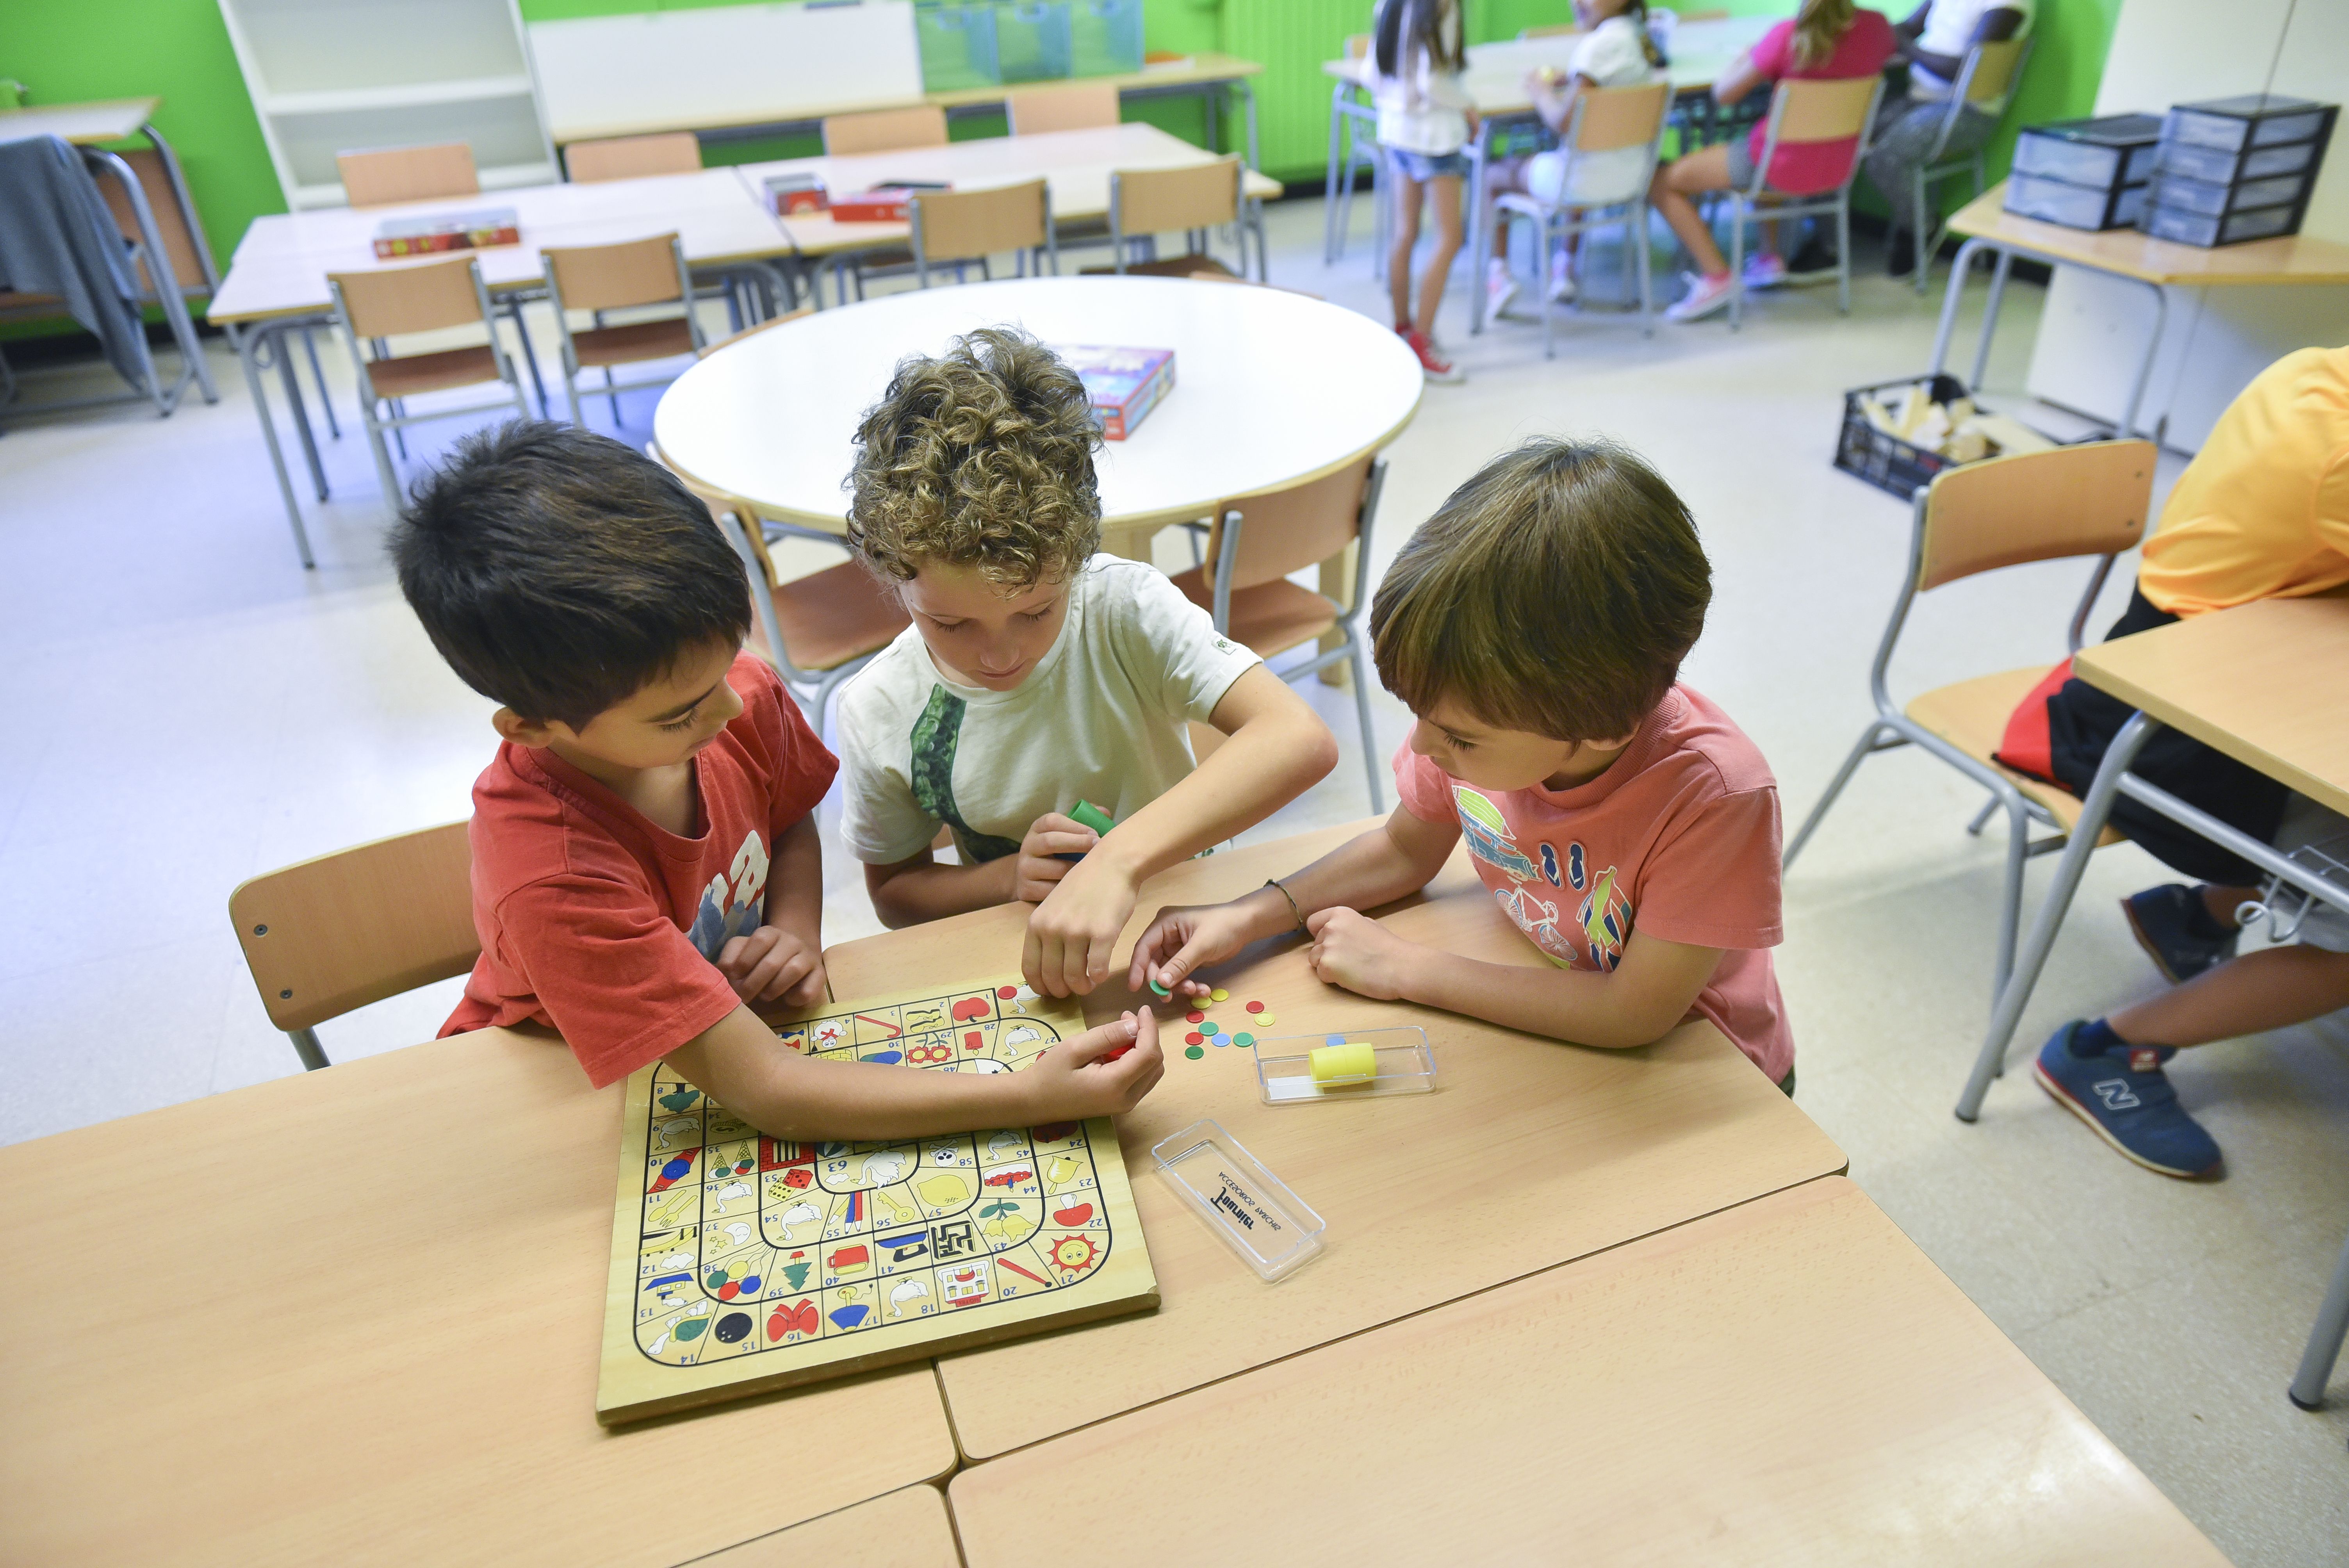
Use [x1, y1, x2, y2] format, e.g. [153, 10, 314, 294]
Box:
[1265, 878, 1307, 933]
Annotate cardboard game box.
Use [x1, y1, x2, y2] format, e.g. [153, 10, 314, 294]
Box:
[371, 208, 520, 261]
[1057, 345, 1176, 441]
[764, 172, 829, 216]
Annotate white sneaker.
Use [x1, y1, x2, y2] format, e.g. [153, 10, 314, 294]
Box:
[1741, 251, 1786, 290]
[1546, 257, 1577, 303]
[1484, 260, 1519, 321]
[1662, 271, 1736, 323]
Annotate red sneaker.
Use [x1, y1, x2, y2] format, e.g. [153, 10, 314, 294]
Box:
[1398, 326, 1463, 384]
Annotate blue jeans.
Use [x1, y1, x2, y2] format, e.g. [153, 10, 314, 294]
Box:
[1388, 147, 1471, 182]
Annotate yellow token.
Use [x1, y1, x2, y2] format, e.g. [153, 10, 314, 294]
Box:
[1254, 1012, 1276, 1026]
[1210, 989, 1229, 1002]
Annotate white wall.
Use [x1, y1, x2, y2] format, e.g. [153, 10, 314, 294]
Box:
[2022, 0, 2349, 449]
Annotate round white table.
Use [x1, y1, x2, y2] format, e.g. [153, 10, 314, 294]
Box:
[652, 276, 1425, 542]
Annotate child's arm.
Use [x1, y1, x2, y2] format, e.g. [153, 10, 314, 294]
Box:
[1306, 914, 1725, 1049]
[1025, 664, 1338, 996]
[665, 1003, 1167, 1143]
[864, 814, 1099, 930]
[715, 814, 828, 1007]
[1126, 806, 1461, 996]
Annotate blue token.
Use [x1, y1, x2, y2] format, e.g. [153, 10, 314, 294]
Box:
[1326, 1034, 1346, 1047]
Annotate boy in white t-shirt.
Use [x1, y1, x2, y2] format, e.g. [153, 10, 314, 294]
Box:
[835, 327, 1340, 998]
[1484, 0, 1662, 318]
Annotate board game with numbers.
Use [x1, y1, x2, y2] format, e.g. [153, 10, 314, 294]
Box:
[595, 981, 1158, 1424]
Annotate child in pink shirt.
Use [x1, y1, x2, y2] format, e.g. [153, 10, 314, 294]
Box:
[1128, 437, 1793, 1088]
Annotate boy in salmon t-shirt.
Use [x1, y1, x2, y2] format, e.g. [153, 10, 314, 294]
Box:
[1129, 437, 1793, 1090]
[394, 422, 1163, 1140]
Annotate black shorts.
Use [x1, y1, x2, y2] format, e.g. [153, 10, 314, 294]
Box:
[2043, 582, 2287, 884]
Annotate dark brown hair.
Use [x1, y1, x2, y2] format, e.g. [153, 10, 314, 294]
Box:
[1371, 437, 1711, 743]
[392, 420, 751, 729]
[846, 326, 1103, 590]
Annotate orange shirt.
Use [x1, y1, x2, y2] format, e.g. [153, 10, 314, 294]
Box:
[2137, 345, 2349, 617]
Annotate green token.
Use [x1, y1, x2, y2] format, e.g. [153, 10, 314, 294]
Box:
[1183, 1045, 1204, 1060]
[1199, 1021, 1218, 1037]
[1148, 978, 1172, 999]
[1233, 1032, 1253, 1046]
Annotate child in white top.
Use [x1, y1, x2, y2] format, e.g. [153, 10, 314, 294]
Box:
[1369, 0, 1479, 384]
[1485, 0, 1664, 317]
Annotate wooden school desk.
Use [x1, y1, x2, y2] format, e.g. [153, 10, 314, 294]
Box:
[823, 823, 1848, 1459]
[1960, 590, 2349, 1121]
[206, 167, 798, 569]
[651, 274, 1423, 556]
[0, 1027, 957, 1567]
[947, 1178, 2230, 1566]
[700, 1484, 958, 1568]
[1928, 184, 2349, 439]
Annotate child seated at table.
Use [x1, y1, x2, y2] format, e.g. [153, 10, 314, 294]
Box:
[834, 326, 1338, 998]
[1127, 437, 1795, 1090]
[396, 421, 1165, 1139]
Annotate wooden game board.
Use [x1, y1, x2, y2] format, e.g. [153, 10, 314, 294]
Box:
[595, 981, 1158, 1424]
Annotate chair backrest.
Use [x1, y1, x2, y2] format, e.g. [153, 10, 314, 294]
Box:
[1208, 455, 1378, 592]
[1112, 157, 1241, 236]
[1008, 82, 1121, 135]
[823, 104, 949, 155]
[651, 442, 779, 586]
[96, 147, 213, 294]
[328, 255, 492, 339]
[337, 142, 478, 207]
[542, 232, 690, 313]
[1916, 440, 2154, 592]
[229, 821, 478, 1033]
[1769, 74, 1882, 144]
[1570, 80, 1672, 154]
[1520, 23, 1582, 39]
[564, 131, 703, 183]
[697, 305, 813, 359]
[913, 180, 1049, 265]
[1959, 34, 2030, 109]
[1344, 32, 1372, 60]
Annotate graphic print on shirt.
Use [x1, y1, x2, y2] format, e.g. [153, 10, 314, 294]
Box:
[1493, 884, 1580, 966]
[1576, 859, 1633, 973]
[910, 687, 1021, 864]
[1451, 785, 1540, 882]
[687, 830, 770, 962]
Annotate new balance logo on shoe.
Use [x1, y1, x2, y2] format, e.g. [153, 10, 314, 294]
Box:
[2127, 1048, 2164, 1073]
[2093, 1078, 2142, 1112]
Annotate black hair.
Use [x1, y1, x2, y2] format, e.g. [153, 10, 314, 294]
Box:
[390, 421, 752, 729]
[1374, 0, 1464, 79]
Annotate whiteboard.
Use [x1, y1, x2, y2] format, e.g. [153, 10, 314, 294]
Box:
[529, 1, 924, 144]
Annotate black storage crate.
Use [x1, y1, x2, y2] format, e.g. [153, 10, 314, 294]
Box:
[2011, 114, 2163, 189]
[2165, 94, 2337, 153]
[1834, 375, 1971, 500]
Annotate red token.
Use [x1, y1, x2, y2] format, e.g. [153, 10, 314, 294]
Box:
[1186, 1010, 1205, 1024]
[997, 985, 1018, 1000]
[1184, 1032, 1203, 1046]
[1245, 1000, 1264, 1014]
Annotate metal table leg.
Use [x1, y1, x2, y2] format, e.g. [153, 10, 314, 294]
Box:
[230, 320, 317, 569]
[2117, 276, 2169, 440]
[1324, 86, 1347, 264]
[1969, 248, 2014, 391]
[2290, 1227, 2349, 1410]
[1928, 235, 1990, 379]
[1239, 77, 1259, 173]
[1467, 120, 1495, 335]
[274, 322, 329, 501]
[1955, 711, 2157, 1121]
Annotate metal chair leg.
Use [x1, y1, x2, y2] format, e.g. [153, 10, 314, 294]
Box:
[301, 327, 340, 438]
[2289, 1225, 2349, 1410]
[1347, 640, 1385, 814]
[288, 1025, 331, 1071]
[1783, 720, 1891, 868]
[1994, 788, 2031, 1012]
[1965, 795, 1999, 836]
[505, 300, 549, 417]
[361, 405, 402, 510]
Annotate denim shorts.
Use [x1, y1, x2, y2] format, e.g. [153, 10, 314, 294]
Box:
[1388, 147, 1471, 182]
[1724, 132, 1757, 190]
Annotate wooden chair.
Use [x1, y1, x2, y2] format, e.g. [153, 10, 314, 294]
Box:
[327, 255, 533, 508]
[335, 141, 479, 207]
[564, 131, 702, 183]
[1489, 80, 1671, 352]
[229, 822, 478, 1071]
[540, 232, 705, 428]
[335, 141, 547, 413]
[650, 446, 911, 735]
[1170, 456, 1390, 811]
[910, 180, 1057, 287]
[1783, 441, 2154, 1003]
[1102, 156, 1264, 283]
[1714, 73, 1885, 329]
[822, 105, 948, 156]
[1007, 82, 1122, 135]
[1908, 36, 2035, 293]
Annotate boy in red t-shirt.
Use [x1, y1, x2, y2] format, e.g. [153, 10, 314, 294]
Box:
[394, 423, 1164, 1138]
[1129, 437, 1793, 1089]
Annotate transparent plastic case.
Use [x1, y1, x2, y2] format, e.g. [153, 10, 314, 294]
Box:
[2001, 171, 2140, 231]
[2143, 200, 2296, 247]
[1150, 1119, 1326, 1282]
[2148, 170, 2309, 217]
[2156, 137, 2316, 186]
[1253, 1027, 1438, 1106]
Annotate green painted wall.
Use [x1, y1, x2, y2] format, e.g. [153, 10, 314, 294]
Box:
[0, 0, 2124, 297]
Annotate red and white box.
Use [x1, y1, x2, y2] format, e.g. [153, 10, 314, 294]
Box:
[371, 207, 520, 261]
[1056, 345, 1176, 441]
[764, 173, 829, 216]
[830, 186, 921, 223]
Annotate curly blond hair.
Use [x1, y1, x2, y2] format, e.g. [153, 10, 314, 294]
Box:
[846, 327, 1103, 590]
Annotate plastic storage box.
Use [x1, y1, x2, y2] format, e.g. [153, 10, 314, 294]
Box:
[916, 4, 1001, 92]
[1252, 1028, 1437, 1106]
[1151, 1119, 1326, 1282]
[2141, 202, 2298, 247]
[2003, 169, 2146, 230]
[2146, 169, 2312, 219]
[2010, 114, 2162, 189]
[1068, 0, 1144, 77]
[2156, 137, 2319, 186]
[994, 1, 1073, 83]
[2164, 94, 2336, 153]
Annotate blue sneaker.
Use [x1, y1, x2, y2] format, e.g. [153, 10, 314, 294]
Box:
[2121, 884, 2237, 983]
[2033, 1021, 2222, 1178]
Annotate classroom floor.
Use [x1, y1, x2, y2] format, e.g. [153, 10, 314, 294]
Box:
[2, 195, 2342, 1565]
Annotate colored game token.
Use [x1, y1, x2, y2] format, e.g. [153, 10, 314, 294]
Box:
[1183, 1045, 1204, 1060]
[1233, 1032, 1254, 1046]
[1186, 1010, 1205, 1024]
[1148, 976, 1172, 999]
[1185, 1032, 1203, 1046]
[1199, 1021, 1219, 1037]
[1326, 1034, 1346, 1046]
[997, 985, 1018, 1000]
[1211, 989, 1230, 1002]
[1253, 1013, 1276, 1026]
[1245, 1000, 1264, 1014]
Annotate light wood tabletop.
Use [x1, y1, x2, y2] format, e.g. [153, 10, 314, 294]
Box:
[1949, 182, 2349, 287]
[1323, 15, 1771, 106]
[699, 1484, 959, 1567]
[651, 273, 1424, 538]
[0, 1027, 957, 1566]
[729, 121, 1281, 259]
[0, 96, 159, 145]
[826, 824, 1847, 1460]
[948, 1177, 2230, 1566]
[925, 51, 1264, 111]
[2073, 589, 2349, 818]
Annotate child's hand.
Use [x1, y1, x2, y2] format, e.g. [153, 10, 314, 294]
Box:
[717, 925, 827, 1008]
[1127, 900, 1262, 998]
[1304, 907, 1423, 1002]
[1025, 853, 1139, 997]
[1012, 812, 1100, 903]
[1019, 1008, 1165, 1119]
